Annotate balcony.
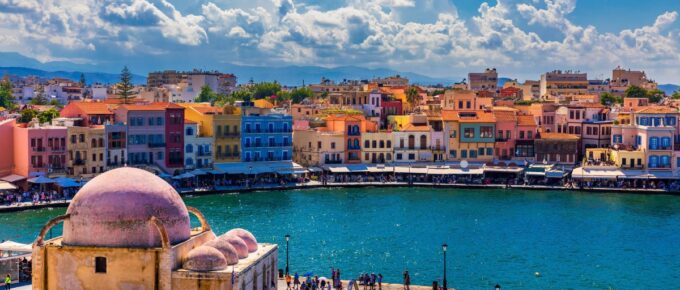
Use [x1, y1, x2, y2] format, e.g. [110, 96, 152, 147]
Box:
[148, 142, 166, 148]
[217, 133, 240, 139]
[244, 129, 292, 134]
[245, 143, 291, 148]
[324, 159, 343, 164]
[50, 147, 65, 152]
[32, 163, 45, 168]
[196, 151, 212, 157]
[430, 146, 444, 151]
[74, 159, 86, 166]
[495, 137, 509, 142]
[348, 131, 361, 136]
[675, 143, 680, 151]
[33, 147, 46, 152]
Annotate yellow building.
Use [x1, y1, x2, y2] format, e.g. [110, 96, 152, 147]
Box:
[181, 104, 242, 163]
[361, 132, 394, 163]
[292, 129, 345, 166]
[585, 147, 646, 169]
[66, 126, 105, 177]
[33, 167, 278, 290]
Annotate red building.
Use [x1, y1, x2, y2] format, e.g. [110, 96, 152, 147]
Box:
[59, 102, 114, 126]
[159, 103, 185, 170]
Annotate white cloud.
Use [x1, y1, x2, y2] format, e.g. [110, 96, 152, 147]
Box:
[0, 0, 678, 82]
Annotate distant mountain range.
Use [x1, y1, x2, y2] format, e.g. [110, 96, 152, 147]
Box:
[0, 51, 459, 86]
[658, 84, 679, 95]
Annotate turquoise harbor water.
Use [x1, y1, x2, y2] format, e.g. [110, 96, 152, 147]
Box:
[2, 188, 679, 289]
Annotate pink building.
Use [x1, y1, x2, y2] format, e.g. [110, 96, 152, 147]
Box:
[13, 123, 67, 177]
[0, 119, 15, 177]
[493, 110, 517, 160]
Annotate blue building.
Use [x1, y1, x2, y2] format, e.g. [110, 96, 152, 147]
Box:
[241, 111, 293, 162]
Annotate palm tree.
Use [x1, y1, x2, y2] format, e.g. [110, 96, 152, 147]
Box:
[406, 86, 419, 112]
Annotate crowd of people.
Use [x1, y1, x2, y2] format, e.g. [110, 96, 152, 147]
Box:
[285, 269, 413, 290]
[1, 188, 75, 207]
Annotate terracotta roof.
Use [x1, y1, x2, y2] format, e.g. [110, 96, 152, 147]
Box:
[68, 102, 114, 115]
[635, 106, 678, 114]
[120, 102, 183, 111]
[517, 115, 537, 126]
[493, 110, 516, 122]
[325, 114, 365, 122]
[540, 133, 580, 140]
[401, 123, 431, 132]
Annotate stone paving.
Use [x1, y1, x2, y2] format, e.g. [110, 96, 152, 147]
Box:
[277, 279, 441, 290]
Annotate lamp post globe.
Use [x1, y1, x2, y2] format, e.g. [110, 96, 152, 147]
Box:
[495, 284, 501, 290]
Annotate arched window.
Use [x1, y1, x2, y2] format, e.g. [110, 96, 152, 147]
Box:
[387, 140, 392, 148]
[408, 135, 415, 149]
[420, 135, 427, 149]
[185, 144, 193, 153]
[98, 138, 104, 147]
[354, 139, 359, 148]
[372, 140, 377, 148]
[364, 140, 370, 148]
[387, 153, 392, 160]
[661, 155, 670, 167]
[91, 138, 97, 148]
[379, 140, 385, 148]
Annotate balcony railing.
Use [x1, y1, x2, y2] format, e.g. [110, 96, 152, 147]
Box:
[74, 159, 86, 166]
[196, 151, 212, 157]
[324, 159, 343, 164]
[50, 147, 65, 152]
[33, 147, 46, 152]
[495, 137, 509, 142]
[244, 143, 291, 148]
[244, 129, 292, 134]
[148, 142, 166, 148]
[217, 133, 240, 139]
[348, 131, 361, 136]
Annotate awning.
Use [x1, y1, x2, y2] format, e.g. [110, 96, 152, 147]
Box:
[619, 170, 680, 179]
[427, 168, 484, 175]
[172, 173, 195, 179]
[525, 171, 545, 177]
[307, 167, 324, 173]
[0, 174, 26, 183]
[326, 166, 350, 173]
[571, 167, 623, 179]
[188, 169, 208, 176]
[157, 173, 172, 179]
[484, 167, 524, 173]
[0, 181, 17, 190]
[367, 165, 394, 173]
[215, 161, 305, 175]
[207, 169, 225, 175]
[347, 164, 368, 172]
[0, 240, 32, 253]
[394, 166, 429, 174]
[28, 176, 54, 184]
[546, 170, 568, 178]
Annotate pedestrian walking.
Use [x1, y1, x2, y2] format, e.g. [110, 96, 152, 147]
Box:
[286, 274, 292, 290]
[4, 274, 10, 290]
[377, 274, 382, 290]
[403, 271, 410, 290]
[294, 272, 300, 290]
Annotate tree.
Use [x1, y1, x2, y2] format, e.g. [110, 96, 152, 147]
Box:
[646, 89, 665, 103]
[38, 108, 60, 124]
[252, 82, 281, 99]
[405, 86, 420, 109]
[624, 85, 648, 99]
[672, 89, 680, 99]
[599, 92, 622, 105]
[118, 66, 134, 104]
[19, 108, 38, 123]
[30, 84, 48, 105]
[288, 87, 313, 103]
[49, 98, 63, 108]
[195, 85, 218, 103]
[0, 77, 16, 110]
[79, 73, 86, 87]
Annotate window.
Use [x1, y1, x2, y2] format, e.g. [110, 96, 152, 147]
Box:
[527, 131, 533, 139]
[449, 150, 457, 158]
[365, 140, 370, 148]
[461, 150, 467, 158]
[469, 149, 477, 158]
[387, 140, 392, 148]
[186, 127, 194, 136]
[148, 117, 154, 126]
[331, 142, 336, 149]
[613, 135, 622, 144]
[478, 148, 485, 156]
[661, 137, 671, 149]
[408, 153, 415, 160]
[486, 148, 493, 156]
[186, 144, 193, 153]
[95, 257, 107, 273]
[649, 137, 659, 150]
[463, 128, 475, 138]
[519, 131, 525, 139]
[480, 126, 493, 138]
[649, 155, 659, 168]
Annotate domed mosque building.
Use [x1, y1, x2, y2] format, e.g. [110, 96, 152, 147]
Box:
[32, 167, 278, 290]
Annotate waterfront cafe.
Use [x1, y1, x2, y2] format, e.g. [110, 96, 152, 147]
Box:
[0, 240, 32, 283]
[482, 161, 525, 183]
[572, 167, 680, 189]
[214, 161, 307, 182]
[524, 163, 569, 185]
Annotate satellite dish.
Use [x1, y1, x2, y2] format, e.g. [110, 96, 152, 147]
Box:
[460, 160, 469, 169]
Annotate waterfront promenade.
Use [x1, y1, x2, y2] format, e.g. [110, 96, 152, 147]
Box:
[0, 180, 673, 213]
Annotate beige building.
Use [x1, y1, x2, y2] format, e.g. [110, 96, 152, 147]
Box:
[292, 129, 345, 167]
[32, 168, 277, 290]
[66, 125, 105, 177]
[540, 70, 588, 98]
[467, 68, 498, 92]
[441, 89, 492, 111]
[181, 103, 242, 163]
[361, 132, 394, 163]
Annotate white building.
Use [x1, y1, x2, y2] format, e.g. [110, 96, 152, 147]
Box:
[184, 121, 213, 169]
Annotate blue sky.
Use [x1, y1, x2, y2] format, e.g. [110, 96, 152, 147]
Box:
[0, 0, 679, 83]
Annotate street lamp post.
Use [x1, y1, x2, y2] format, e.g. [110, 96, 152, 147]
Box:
[285, 234, 290, 275]
[442, 243, 448, 290]
[494, 284, 501, 290]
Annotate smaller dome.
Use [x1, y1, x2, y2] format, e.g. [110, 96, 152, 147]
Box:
[219, 234, 249, 258]
[226, 228, 258, 252]
[204, 239, 239, 265]
[183, 246, 227, 272]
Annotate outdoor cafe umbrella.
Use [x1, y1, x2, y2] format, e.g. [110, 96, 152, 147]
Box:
[188, 169, 208, 176]
[28, 176, 54, 184]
